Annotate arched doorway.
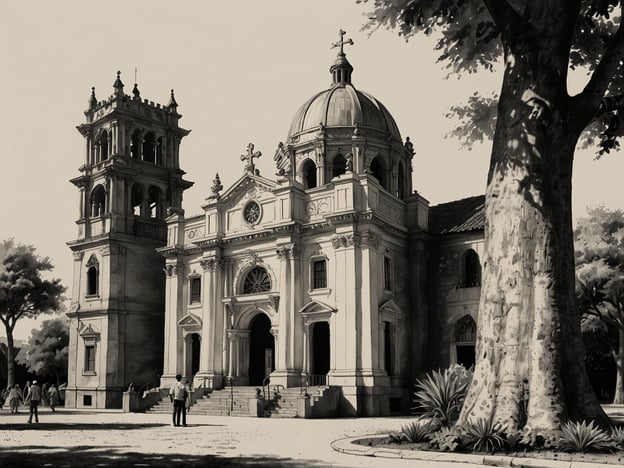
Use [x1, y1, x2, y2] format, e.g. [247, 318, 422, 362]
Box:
[249, 314, 274, 386]
[191, 333, 201, 375]
[311, 322, 330, 378]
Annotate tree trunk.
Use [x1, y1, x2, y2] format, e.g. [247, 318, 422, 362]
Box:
[457, 31, 610, 433]
[4, 322, 16, 388]
[613, 329, 624, 404]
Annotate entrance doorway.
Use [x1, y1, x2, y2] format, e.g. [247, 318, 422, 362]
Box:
[191, 333, 200, 375]
[311, 322, 330, 377]
[249, 313, 274, 386]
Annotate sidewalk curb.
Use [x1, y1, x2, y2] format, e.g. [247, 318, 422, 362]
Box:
[330, 435, 617, 467]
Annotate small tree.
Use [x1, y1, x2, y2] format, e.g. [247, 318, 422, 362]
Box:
[575, 207, 624, 403]
[16, 317, 69, 386]
[0, 239, 65, 387]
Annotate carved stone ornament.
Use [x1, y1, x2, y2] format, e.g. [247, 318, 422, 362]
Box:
[330, 233, 360, 250]
[210, 173, 223, 196]
[164, 263, 184, 277]
[73, 251, 84, 261]
[276, 244, 301, 260]
[345, 153, 353, 172]
[269, 295, 280, 312]
[360, 232, 382, 250]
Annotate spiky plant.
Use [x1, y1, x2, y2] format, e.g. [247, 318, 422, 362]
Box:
[558, 421, 616, 453]
[611, 426, 624, 449]
[459, 417, 507, 453]
[401, 420, 433, 443]
[413, 366, 470, 426]
[428, 426, 462, 452]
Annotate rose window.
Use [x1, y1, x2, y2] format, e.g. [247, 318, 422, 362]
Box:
[242, 267, 271, 294]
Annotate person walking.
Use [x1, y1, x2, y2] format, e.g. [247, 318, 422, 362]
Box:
[48, 383, 60, 412]
[184, 380, 192, 413]
[8, 384, 24, 414]
[168, 374, 187, 427]
[26, 380, 42, 423]
[41, 383, 50, 407]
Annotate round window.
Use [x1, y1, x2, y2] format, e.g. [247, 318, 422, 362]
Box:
[243, 200, 261, 225]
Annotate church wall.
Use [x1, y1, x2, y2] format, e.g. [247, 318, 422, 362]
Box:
[428, 231, 484, 370]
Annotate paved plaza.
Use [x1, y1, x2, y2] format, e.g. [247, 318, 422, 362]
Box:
[0, 407, 481, 467]
[1, 406, 623, 467]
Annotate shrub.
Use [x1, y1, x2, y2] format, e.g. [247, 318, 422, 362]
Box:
[401, 420, 434, 443]
[429, 426, 462, 452]
[413, 364, 472, 426]
[558, 420, 616, 453]
[459, 417, 507, 453]
[611, 426, 624, 449]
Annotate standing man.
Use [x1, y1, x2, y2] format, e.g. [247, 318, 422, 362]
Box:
[26, 380, 42, 423]
[168, 374, 187, 427]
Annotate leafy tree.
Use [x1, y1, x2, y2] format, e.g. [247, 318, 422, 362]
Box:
[16, 317, 69, 386]
[0, 239, 65, 387]
[360, 0, 624, 431]
[575, 207, 624, 403]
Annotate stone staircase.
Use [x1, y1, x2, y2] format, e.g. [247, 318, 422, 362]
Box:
[147, 385, 335, 418]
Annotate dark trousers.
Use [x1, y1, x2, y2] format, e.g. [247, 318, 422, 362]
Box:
[28, 400, 39, 423]
[172, 399, 186, 426]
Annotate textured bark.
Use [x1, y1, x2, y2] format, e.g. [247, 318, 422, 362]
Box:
[457, 14, 610, 432]
[613, 329, 624, 405]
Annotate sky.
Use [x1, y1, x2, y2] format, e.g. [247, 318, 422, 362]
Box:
[1, 1, 623, 341]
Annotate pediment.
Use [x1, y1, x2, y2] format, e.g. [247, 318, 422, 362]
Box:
[299, 300, 337, 316]
[177, 312, 202, 328]
[379, 299, 403, 320]
[218, 174, 276, 208]
[79, 323, 100, 339]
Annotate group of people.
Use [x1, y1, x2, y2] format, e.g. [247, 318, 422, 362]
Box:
[0, 380, 61, 422]
[169, 374, 192, 427]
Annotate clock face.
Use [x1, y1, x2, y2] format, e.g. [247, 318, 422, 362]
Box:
[244, 201, 261, 224]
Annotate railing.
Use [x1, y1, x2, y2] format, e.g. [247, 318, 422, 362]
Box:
[136, 375, 161, 397]
[262, 376, 271, 400]
[308, 374, 328, 387]
[225, 376, 235, 415]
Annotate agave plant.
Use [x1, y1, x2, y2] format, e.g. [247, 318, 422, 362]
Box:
[459, 417, 507, 453]
[558, 420, 616, 453]
[428, 426, 462, 452]
[413, 366, 470, 426]
[401, 420, 433, 443]
[611, 426, 624, 449]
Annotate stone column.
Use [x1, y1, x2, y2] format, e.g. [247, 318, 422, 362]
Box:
[197, 259, 215, 376]
[162, 262, 184, 388]
[359, 232, 382, 372]
[302, 322, 310, 376]
[275, 247, 291, 371]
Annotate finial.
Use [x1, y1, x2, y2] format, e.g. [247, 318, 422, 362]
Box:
[240, 143, 262, 175]
[88, 87, 97, 110]
[331, 29, 354, 55]
[210, 173, 223, 196]
[132, 83, 141, 99]
[113, 71, 124, 95]
[168, 89, 178, 109]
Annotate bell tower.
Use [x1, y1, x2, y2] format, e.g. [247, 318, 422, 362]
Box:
[66, 72, 193, 409]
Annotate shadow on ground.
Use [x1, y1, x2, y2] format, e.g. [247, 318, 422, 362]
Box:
[0, 446, 328, 467]
[0, 423, 213, 431]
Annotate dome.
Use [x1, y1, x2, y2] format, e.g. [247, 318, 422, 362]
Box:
[287, 32, 401, 143]
[287, 85, 402, 142]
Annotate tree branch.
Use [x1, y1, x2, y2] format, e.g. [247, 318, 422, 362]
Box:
[575, 19, 624, 121]
[481, 0, 522, 33]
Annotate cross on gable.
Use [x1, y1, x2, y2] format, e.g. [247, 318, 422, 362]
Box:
[240, 143, 262, 175]
[331, 29, 354, 55]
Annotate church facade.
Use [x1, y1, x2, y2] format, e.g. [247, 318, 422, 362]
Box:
[66, 34, 485, 415]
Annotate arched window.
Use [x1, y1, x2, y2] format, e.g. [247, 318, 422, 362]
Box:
[397, 161, 406, 199]
[131, 183, 143, 216]
[148, 186, 161, 219]
[90, 185, 106, 217]
[463, 249, 481, 288]
[370, 156, 386, 190]
[453, 315, 476, 369]
[301, 159, 317, 189]
[86, 255, 99, 296]
[98, 130, 109, 162]
[242, 267, 271, 294]
[130, 130, 141, 159]
[332, 154, 347, 178]
[142, 132, 156, 163]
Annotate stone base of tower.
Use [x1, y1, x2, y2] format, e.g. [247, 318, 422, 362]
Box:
[269, 369, 302, 388]
[63, 386, 123, 409]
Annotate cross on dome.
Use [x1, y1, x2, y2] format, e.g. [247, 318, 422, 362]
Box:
[331, 29, 354, 55]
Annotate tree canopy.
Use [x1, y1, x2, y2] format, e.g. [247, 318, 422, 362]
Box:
[360, 0, 624, 155]
[0, 239, 65, 386]
[16, 317, 69, 386]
